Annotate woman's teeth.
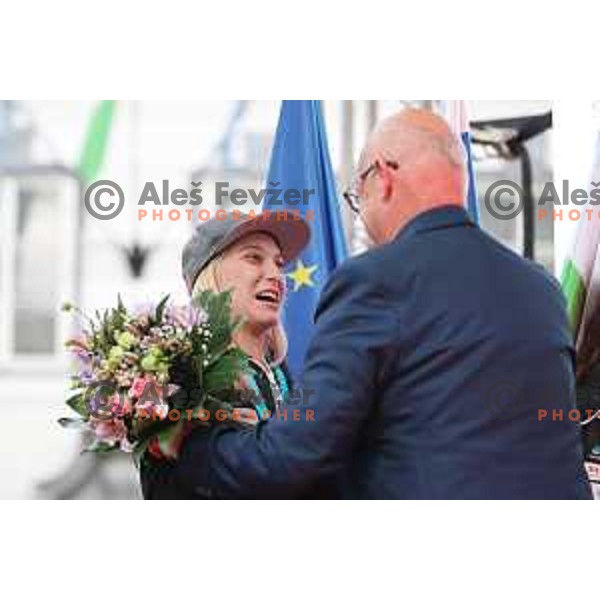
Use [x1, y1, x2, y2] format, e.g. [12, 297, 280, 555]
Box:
[256, 291, 279, 304]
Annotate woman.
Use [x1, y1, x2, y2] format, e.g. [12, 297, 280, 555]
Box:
[140, 210, 310, 499]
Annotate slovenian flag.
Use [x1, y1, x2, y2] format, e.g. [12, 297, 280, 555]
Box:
[561, 132, 600, 342]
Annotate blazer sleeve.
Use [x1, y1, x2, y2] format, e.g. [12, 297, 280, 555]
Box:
[174, 260, 399, 498]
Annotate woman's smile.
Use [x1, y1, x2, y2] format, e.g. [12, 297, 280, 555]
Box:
[217, 232, 286, 330]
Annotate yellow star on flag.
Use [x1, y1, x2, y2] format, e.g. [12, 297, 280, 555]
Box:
[287, 259, 318, 292]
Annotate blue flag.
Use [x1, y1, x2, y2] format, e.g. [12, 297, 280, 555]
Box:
[264, 100, 348, 379]
[461, 130, 480, 222]
[439, 100, 480, 223]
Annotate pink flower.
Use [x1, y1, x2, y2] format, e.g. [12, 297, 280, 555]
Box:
[109, 392, 132, 417]
[135, 398, 169, 420]
[129, 375, 154, 399]
[66, 336, 89, 351]
[90, 418, 127, 444]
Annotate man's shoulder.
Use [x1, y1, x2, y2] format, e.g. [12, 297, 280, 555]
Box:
[474, 227, 565, 300]
[315, 245, 407, 319]
[328, 242, 404, 284]
[523, 255, 562, 292]
[319, 253, 376, 301]
[313, 247, 402, 330]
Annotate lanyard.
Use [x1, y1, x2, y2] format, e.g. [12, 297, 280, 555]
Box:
[244, 361, 290, 420]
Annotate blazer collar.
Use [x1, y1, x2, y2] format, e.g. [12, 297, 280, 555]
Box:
[394, 204, 475, 243]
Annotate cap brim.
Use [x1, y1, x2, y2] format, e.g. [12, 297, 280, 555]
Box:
[215, 210, 311, 265]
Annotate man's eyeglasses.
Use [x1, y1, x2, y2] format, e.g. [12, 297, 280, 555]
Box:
[342, 160, 399, 213]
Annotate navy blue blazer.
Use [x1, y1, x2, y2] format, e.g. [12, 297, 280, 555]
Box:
[174, 205, 592, 499]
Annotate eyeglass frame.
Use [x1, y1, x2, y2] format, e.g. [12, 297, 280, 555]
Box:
[342, 159, 399, 213]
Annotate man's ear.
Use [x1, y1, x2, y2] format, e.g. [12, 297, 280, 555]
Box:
[380, 162, 394, 202]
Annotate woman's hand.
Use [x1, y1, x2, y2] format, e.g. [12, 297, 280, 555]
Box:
[232, 407, 260, 426]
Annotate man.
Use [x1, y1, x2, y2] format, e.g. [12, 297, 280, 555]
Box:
[175, 108, 592, 499]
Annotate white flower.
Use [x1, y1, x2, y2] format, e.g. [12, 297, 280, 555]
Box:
[155, 403, 169, 419]
[120, 437, 135, 453]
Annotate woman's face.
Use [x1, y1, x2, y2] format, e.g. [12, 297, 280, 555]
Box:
[217, 232, 286, 331]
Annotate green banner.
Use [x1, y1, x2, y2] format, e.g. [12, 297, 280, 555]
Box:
[561, 258, 587, 337]
[78, 100, 117, 183]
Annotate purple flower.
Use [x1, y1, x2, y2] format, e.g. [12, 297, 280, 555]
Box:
[80, 370, 94, 385]
[74, 348, 92, 364]
[165, 304, 205, 330]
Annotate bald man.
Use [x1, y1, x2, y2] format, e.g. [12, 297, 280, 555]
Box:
[154, 108, 591, 499]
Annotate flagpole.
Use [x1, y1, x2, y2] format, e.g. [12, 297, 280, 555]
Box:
[341, 100, 356, 248]
[130, 100, 141, 246]
[350, 101, 380, 255]
[367, 100, 378, 131]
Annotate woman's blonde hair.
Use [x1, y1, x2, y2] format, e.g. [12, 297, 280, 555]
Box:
[190, 255, 288, 366]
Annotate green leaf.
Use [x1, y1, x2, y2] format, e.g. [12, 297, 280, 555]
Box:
[156, 420, 185, 458]
[193, 289, 242, 356]
[203, 394, 233, 419]
[195, 289, 231, 325]
[131, 414, 176, 448]
[81, 441, 116, 454]
[132, 437, 151, 469]
[169, 385, 200, 412]
[58, 417, 84, 429]
[66, 393, 89, 418]
[155, 294, 170, 323]
[203, 347, 249, 393]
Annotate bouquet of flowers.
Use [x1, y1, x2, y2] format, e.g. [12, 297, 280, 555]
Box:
[59, 290, 249, 463]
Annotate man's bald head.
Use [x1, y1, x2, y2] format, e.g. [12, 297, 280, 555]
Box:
[362, 108, 466, 173]
[356, 108, 467, 244]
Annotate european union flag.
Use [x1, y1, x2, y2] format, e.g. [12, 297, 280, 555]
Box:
[264, 100, 347, 379]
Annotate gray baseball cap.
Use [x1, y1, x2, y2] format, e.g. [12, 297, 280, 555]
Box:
[182, 210, 311, 293]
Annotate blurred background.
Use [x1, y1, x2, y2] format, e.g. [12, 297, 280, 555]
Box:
[0, 100, 552, 499]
